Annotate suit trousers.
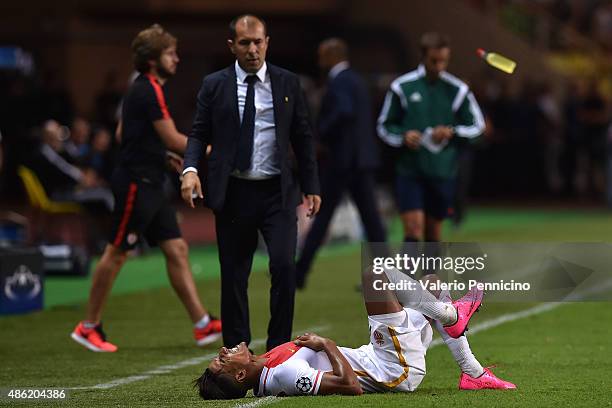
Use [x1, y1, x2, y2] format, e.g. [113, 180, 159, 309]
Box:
[215, 176, 297, 351]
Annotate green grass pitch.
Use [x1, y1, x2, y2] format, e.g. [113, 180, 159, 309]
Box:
[1, 207, 612, 407]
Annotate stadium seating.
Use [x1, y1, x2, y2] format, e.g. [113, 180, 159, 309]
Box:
[17, 166, 83, 214]
[17, 165, 86, 245]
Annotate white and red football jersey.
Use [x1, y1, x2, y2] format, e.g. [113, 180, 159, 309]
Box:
[255, 308, 433, 396]
[255, 342, 326, 397]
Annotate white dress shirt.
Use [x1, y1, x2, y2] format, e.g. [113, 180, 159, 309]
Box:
[328, 61, 350, 80]
[182, 61, 280, 179]
[232, 61, 280, 179]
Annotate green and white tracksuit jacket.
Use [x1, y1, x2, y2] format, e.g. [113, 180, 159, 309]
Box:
[377, 64, 485, 180]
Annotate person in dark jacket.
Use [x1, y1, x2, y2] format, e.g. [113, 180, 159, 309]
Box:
[295, 38, 386, 289]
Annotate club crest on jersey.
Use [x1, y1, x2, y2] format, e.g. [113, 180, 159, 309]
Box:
[127, 232, 138, 245]
[373, 330, 385, 346]
[295, 376, 312, 393]
[409, 92, 422, 102]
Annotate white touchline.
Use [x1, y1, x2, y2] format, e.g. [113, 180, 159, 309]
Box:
[236, 396, 278, 408]
[68, 325, 329, 391]
[429, 302, 558, 348]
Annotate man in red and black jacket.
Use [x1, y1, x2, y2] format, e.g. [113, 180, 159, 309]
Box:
[70, 24, 221, 352]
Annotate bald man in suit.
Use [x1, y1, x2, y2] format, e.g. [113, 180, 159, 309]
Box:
[181, 15, 321, 351]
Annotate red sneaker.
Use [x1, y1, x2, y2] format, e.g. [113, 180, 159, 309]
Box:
[71, 322, 118, 352]
[194, 316, 222, 347]
[459, 366, 517, 390]
[444, 286, 484, 338]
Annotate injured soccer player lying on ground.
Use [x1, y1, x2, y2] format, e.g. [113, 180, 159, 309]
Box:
[194, 267, 516, 399]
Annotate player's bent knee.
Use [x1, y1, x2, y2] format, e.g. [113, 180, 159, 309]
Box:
[112, 253, 128, 266]
[401, 211, 424, 237]
[402, 222, 423, 240]
[162, 239, 189, 261]
[404, 226, 423, 240]
[103, 245, 128, 266]
[361, 265, 375, 284]
[420, 273, 441, 298]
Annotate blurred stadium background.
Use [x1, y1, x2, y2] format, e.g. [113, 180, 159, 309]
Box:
[0, 0, 611, 406]
[1, 0, 611, 211]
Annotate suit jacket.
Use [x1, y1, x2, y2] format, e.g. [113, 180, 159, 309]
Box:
[184, 63, 320, 211]
[318, 67, 380, 171]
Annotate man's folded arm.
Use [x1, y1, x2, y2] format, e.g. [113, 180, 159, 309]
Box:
[317, 339, 362, 396]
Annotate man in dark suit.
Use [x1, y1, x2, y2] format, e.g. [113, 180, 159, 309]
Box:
[295, 38, 386, 289]
[181, 15, 321, 351]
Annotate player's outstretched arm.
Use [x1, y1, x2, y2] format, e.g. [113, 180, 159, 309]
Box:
[294, 333, 362, 396]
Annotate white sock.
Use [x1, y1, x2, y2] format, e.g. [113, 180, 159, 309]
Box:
[434, 290, 484, 378]
[383, 267, 457, 325]
[194, 314, 210, 329]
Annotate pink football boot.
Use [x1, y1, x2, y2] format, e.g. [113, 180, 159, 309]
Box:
[444, 286, 484, 338]
[460, 366, 517, 390]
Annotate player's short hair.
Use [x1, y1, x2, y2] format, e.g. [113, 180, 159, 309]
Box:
[194, 368, 247, 400]
[228, 14, 267, 40]
[420, 32, 450, 56]
[131, 24, 177, 73]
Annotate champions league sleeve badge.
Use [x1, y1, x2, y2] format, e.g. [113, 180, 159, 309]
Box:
[295, 376, 313, 393]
